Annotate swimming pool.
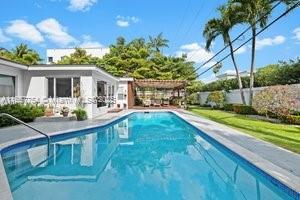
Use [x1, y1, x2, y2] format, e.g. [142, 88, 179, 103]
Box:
[0, 112, 298, 199]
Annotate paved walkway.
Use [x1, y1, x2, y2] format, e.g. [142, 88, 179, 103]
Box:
[0, 110, 127, 147]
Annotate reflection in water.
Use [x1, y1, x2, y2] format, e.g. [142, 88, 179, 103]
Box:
[1, 113, 292, 200]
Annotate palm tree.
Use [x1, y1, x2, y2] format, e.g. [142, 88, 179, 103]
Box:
[203, 5, 246, 104]
[0, 44, 41, 65]
[148, 32, 169, 52]
[230, 0, 298, 105]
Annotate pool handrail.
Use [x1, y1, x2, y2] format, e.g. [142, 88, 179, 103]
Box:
[0, 113, 51, 156]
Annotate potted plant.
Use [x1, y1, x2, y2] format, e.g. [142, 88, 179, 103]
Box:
[44, 105, 54, 117]
[72, 107, 87, 121]
[60, 106, 69, 117]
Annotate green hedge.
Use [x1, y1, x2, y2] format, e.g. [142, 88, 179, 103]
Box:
[232, 104, 257, 115]
[0, 104, 45, 127]
[223, 104, 234, 111]
[201, 59, 300, 92]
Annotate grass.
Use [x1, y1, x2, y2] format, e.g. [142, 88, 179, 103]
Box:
[188, 106, 300, 154]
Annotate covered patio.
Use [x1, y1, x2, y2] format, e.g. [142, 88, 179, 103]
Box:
[133, 79, 187, 108]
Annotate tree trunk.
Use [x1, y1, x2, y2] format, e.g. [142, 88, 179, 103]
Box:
[228, 40, 246, 105]
[249, 27, 256, 106]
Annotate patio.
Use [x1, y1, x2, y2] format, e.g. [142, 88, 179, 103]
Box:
[133, 79, 187, 108]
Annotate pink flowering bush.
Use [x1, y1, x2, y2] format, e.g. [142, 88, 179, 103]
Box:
[253, 85, 296, 119]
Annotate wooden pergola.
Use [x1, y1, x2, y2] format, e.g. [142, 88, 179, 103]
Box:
[134, 79, 187, 108]
[134, 79, 186, 89]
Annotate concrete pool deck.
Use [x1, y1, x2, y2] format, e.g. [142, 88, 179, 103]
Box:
[0, 109, 299, 199]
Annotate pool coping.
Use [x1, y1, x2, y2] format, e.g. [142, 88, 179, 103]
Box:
[0, 109, 299, 199]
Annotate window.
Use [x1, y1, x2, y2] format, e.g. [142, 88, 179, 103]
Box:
[47, 77, 80, 98]
[0, 74, 15, 97]
[48, 78, 54, 98]
[56, 78, 72, 97]
[48, 57, 53, 63]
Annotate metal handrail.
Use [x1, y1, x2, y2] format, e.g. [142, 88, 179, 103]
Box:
[0, 113, 51, 156]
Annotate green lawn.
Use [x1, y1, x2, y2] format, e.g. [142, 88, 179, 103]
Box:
[188, 106, 300, 154]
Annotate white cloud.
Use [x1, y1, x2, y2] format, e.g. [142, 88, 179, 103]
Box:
[37, 18, 77, 47]
[116, 15, 140, 28]
[255, 35, 286, 50]
[78, 35, 110, 56]
[176, 42, 215, 68]
[0, 28, 11, 43]
[80, 35, 103, 48]
[116, 20, 129, 27]
[5, 20, 44, 43]
[235, 46, 247, 54]
[68, 0, 97, 11]
[293, 27, 300, 41]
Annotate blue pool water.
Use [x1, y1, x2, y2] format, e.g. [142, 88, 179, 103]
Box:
[1, 112, 297, 200]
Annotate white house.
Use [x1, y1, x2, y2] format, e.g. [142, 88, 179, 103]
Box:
[0, 58, 134, 118]
[46, 48, 110, 64]
[216, 70, 251, 80]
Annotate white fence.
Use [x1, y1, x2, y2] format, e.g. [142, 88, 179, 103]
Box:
[199, 84, 300, 110]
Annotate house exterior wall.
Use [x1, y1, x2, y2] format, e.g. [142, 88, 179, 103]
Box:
[116, 81, 129, 109]
[0, 62, 26, 96]
[91, 71, 118, 118]
[46, 48, 109, 64]
[0, 59, 132, 118]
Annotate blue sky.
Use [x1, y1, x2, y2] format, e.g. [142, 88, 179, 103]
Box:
[0, 0, 299, 82]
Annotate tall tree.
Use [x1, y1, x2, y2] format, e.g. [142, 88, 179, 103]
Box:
[203, 5, 246, 104]
[230, 0, 298, 105]
[97, 36, 196, 81]
[58, 48, 99, 64]
[0, 43, 41, 65]
[148, 32, 169, 53]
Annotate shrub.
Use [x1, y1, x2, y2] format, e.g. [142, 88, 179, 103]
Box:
[187, 93, 200, 105]
[232, 104, 256, 115]
[134, 97, 143, 106]
[0, 104, 45, 127]
[72, 108, 87, 121]
[252, 85, 296, 118]
[206, 91, 225, 108]
[281, 115, 300, 125]
[223, 103, 234, 111]
[200, 58, 300, 92]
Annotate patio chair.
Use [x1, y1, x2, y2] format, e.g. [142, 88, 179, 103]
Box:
[163, 100, 170, 106]
[143, 99, 151, 107]
[153, 99, 161, 107]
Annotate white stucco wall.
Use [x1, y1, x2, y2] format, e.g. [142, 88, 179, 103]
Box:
[116, 81, 128, 109]
[91, 71, 118, 118]
[0, 61, 26, 96]
[199, 84, 300, 110]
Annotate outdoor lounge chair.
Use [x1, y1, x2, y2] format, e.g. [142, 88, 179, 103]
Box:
[153, 99, 161, 107]
[143, 99, 151, 107]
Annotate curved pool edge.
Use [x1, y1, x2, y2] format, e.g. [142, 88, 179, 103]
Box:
[0, 109, 299, 200]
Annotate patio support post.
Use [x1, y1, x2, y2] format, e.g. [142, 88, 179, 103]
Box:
[184, 87, 187, 110]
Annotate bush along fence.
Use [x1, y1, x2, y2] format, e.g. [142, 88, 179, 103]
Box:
[200, 60, 300, 92]
[199, 84, 300, 125]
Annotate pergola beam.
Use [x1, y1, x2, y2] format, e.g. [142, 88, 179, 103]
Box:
[134, 79, 186, 89]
